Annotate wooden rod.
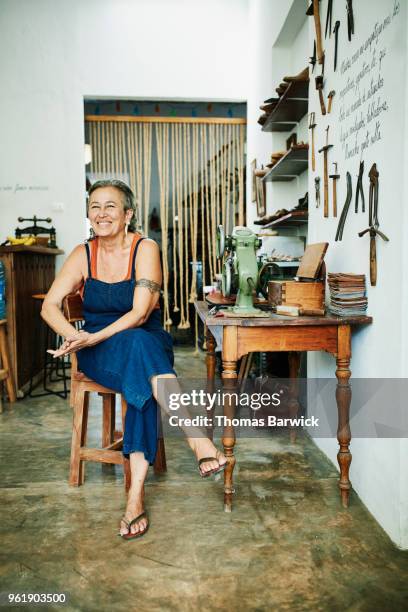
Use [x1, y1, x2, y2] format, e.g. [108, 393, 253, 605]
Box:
[85, 115, 246, 125]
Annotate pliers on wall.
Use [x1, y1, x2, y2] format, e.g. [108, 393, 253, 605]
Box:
[355, 160, 365, 213]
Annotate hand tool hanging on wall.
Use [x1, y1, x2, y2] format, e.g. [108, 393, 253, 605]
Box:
[318, 126, 333, 218]
[358, 164, 389, 286]
[309, 112, 317, 171]
[346, 0, 354, 41]
[335, 171, 353, 241]
[315, 176, 321, 208]
[333, 21, 340, 71]
[307, 0, 324, 64]
[355, 160, 365, 213]
[309, 40, 317, 73]
[315, 75, 326, 115]
[325, 0, 333, 38]
[329, 163, 340, 217]
[327, 90, 336, 113]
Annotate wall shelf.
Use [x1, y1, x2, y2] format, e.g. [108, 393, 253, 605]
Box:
[261, 211, 308, 228]
[263, 147, 308, 182]
[262, 79, 309, 133]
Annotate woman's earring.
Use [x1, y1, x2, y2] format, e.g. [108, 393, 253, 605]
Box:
[89, 227, 95, 240]
[125, 222, 129, 237]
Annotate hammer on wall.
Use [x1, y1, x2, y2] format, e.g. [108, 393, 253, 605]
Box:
[315, 75, 326, 115]
[318, 126, 333, 218]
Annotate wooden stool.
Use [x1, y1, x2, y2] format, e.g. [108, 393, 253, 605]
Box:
[0, 320, 17, 412]
[63, 294, 167, 491]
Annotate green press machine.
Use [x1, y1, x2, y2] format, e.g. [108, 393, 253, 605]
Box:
[216, 225, 270, 317]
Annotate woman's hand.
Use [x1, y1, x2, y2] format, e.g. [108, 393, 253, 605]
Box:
[47, 330, 94, 358]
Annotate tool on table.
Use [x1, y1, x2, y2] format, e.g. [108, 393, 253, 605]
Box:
[216, 225, 269, 317]
[358, 164, 389, 286]
[276, 305, 326, 317]
[309, 40, 317, 72]
[315, 75, 326, 115]
[327, 90, 335, 113]
[346, 0, 354, 41]
[355, 160, 365, 213]
[325, 0, 333, 38]
[333, 21, 340, 71]
[329, 162, 340, 217]
[15, 216, 57, 247]
[335, 172, 353, 241]
[318, 126, 333, 218]
[315, 176, 321, 208]
[309, 112, 317, 171]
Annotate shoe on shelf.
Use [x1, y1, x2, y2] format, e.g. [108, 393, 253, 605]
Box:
[283, 67, 309, 83]
[259, 102, 277, 112]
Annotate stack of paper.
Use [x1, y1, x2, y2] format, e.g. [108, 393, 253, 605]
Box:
[327, 273, 367, 316]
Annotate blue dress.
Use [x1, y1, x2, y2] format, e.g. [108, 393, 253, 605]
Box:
[77, 236, 176, 465]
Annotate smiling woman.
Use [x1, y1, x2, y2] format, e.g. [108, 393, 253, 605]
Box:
[40, 178, 227, 541]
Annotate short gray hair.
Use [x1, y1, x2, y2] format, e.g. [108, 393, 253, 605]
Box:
[88, 179, 137, 231]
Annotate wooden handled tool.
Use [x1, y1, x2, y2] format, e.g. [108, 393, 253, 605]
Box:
[318, 126, 333, 218]
[370, 232, 377, 286]
[315, 75, 326, 115]
[309, 113, 317, 171]
[276, 305, 326, 317]
[358, 163, 389, 286]
[299, 308, 326, 316]
[327, 90, 335, 113]
[329, 162, 340, 217]
[312, 0, 324, 64]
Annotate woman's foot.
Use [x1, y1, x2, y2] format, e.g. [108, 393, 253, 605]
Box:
[188, 438, 227, 476]
[119, 488, 148, 537]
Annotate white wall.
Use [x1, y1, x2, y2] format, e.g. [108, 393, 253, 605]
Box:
[0, 0, 249, 264]
[307, 0, 407, 549]
[247, 0, 407, 549]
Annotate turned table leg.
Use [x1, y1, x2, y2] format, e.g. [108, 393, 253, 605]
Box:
[288, 351, 301, 444]
[222, 359, 237, 512]
[336, 325, 352, 508]
[205, 328, 216, 440]
[221, 326, 238, 512]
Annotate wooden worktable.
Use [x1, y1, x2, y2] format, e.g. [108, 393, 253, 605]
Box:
[195, 300, 373, 512]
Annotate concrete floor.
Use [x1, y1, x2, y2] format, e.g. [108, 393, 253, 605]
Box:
[1, 347, 407, 612]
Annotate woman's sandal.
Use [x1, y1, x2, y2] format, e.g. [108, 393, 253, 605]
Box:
[198, 453, 228, 479]
[118, 512, 149, 540]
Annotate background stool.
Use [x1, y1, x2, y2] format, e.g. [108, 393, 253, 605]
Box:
[63, 293, 167, 491]
[27, 294, 69, 399]
[0, 319, 17, 412]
